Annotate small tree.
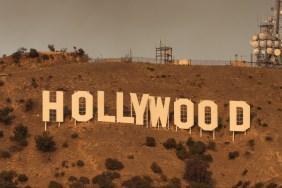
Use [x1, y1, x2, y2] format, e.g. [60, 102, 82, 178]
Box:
[29, 48, 39, 58]
[0, 170, 17, 187]
[35, 132, 56, 152]
[163, 138, 177, 149]
[150, 162, 162, 174]
[77, 48, 85, 56]
[48, 181, 63, 188]
[183, 157, 212, 186]
[12, 124, 29, 146]
[48, 44, 55, 52]
[145, 137, 156, 147]
[12, 51, 21, 63]
[18, 47, 27, 54]
[24, 99, 34, 112]
[105, 158, 124, 170]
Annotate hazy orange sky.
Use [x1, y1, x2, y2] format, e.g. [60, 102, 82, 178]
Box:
[0, 0, 273, 60]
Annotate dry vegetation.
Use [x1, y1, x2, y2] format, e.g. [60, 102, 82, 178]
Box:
[0, 53, 281, 187]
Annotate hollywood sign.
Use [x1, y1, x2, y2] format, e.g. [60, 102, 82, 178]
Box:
[42, 91, 251, 141]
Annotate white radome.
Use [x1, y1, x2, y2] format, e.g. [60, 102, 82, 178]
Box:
[274, 41, 280, 47]
[251, 41, 259, 48]
[259, 41, 266, 47]
[253, 48, 260, 55]
[267, 40, 273, 47]
[259, 33, 266, 40]
[252, 35, 258, 41]
[261, 50, 266, 55]
[266, 48, 273, 55]
[274, 49, 281, 56]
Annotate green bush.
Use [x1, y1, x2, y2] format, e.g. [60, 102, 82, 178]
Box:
[0, 170, 17, 187]
[48, 44, 55, 52]
[265, 136, 273, 142]
[0, 151, 11, 158]
[92, 171, 120, 187]
[186, 138, 207, 155]
[12, 51, 21, 63]
[78, 176, 90, 184]
[62, 141, 68, 148]
[68, 176, 77, 182]
[24, 99, 34, 112]
[163, 138, 177, 149]
[145, 137, 156, 147]
[0, 80, 5, 87]
[35, 132, 56, 152]
[183, 157, 212, 186]
[77, 48, 85, 56]
[76, 160, 84, 167]
[42, 54, 50, 60]
[266, 183, 278, 188]
[151, 162, 162, 174]
[186, 137, 194, 146]
[12, 124, 29, 146]
[29, 48, 39, 58]
[0, 107, 15, 125]
[71, 133, 78, 139]
[31, 78, 38, 88]
[122, 176, 153, 188]
[228, 151, 239, 160]
[161, 177, 181, 188]
[6, 98, 11, 103]
[48, 181, 63, 188]
[0, 130, 3, 138]
[105, 158, 124, 170]
[207, 141, 216, 151]
[175, 143, 189, 160]
[254, 182, 264, 188]
[18, 174, 28, 182]
[201, 154, 213, 163]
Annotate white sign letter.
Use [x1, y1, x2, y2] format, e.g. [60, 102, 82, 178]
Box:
[230, 101, 250, 132]
[130, 93, 149, 125]
[149, 96, 170, 128]
[42, 91, 64, 122]
[174, 99, 194, 129]
[97, 91, 115, 123]
[198, 100, 218, 131]
[72, 91, 93, 122]
[117, 92, 134, 124]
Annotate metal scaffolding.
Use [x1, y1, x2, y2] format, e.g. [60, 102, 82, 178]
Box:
[156, 41, 173, 64]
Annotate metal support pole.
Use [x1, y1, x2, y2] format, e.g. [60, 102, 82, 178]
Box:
[276, 0, 281, 35]
[233, 132, 235, 142]
[200, 128, 203, 137]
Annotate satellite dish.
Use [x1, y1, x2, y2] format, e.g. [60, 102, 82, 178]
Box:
[259, 33, 266, 40]
[251, 41, 259, 48]
[266, 48, 273, 55]
[261, 49, 266, 55]
[260, 41, 266, 47]
[274, 49, 281, 56]
[253, 48, 260, 55]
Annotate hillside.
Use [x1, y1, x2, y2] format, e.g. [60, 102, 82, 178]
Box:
[0, 60, 281, 188]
